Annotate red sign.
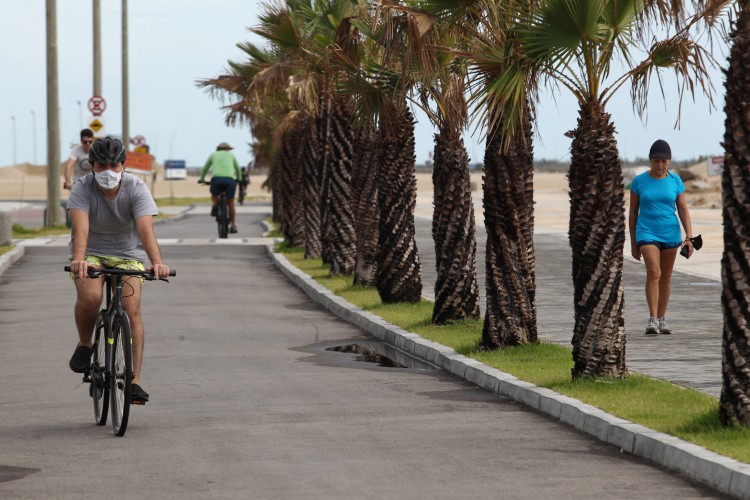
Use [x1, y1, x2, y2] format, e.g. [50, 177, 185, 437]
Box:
[87, 95, 107, 116]
[125, 151, 153, 173]
[131, 134, 146, 147]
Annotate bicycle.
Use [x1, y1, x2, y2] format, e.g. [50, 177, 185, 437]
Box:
[199, 180, 230, 238]
[238, 176, 248, 206]
[64, 265, 176, 436]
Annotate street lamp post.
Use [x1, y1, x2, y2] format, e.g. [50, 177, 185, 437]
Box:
[31, 110, 37, 164]
[10, 115, 16, 165]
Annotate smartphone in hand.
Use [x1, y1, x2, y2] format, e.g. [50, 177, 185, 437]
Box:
[680, 245, 690, 259]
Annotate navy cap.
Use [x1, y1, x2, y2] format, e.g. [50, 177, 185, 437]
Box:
[649, 139, 672, 160]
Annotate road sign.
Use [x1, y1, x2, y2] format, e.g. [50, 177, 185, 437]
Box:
[131, 135, 146, 147]
[89, 118, 104, 133]
[125, 151, 153, 174]
[87, 95, 107, 116]
[134, 145, 150, 154]
[88, 116, 106, 138]
[164, 160, 187, 180]
[708, 156, 724, 177]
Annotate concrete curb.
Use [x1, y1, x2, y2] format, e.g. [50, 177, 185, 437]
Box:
[267, 245, 750, 500]
[0, 246, 25, 279]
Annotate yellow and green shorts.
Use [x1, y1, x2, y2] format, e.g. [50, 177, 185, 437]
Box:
[69, 255, 146, 284]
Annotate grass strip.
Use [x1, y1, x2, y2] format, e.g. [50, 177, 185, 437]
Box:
[12, 224, 70, 239]
[154, 196, 270, 207]
[0, 245, 12, 256]
[280, 247, 750, 463]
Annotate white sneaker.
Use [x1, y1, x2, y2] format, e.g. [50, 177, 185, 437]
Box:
[658, 317, 672, 335]
[645, 317, 659, 335]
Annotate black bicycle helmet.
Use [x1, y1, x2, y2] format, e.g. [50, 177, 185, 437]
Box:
[88, 136, 127, 165]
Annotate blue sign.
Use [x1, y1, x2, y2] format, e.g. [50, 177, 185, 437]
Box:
[164, 159, 187, 180]
[164, 160, 186, 169]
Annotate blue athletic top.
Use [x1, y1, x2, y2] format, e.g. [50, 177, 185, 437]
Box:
[631, 171, 684, 243]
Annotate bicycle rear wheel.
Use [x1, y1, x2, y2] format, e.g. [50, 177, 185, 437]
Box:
[91, 313, 109, 426]
[110, 314, 133, 436]
[218, 200, 229, 238]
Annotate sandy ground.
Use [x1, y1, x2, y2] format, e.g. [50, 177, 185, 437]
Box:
[0, 162, 723, 279]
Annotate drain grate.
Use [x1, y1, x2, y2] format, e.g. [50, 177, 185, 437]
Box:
[327, 344, 405, 368]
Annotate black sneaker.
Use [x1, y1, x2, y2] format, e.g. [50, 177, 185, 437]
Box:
[69, 345, 93, 373]
[130, 383, 149, 404]
[210, 204, 218, 217]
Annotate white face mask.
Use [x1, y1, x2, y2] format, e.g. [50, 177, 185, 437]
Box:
[94, 170, 122, 189]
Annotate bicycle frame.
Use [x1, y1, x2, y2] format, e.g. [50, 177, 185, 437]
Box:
[103, 275, 130, 379]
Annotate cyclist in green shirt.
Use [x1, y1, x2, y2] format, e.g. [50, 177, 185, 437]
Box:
[199, 142, 242, 233]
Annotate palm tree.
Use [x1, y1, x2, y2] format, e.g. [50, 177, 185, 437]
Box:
[404, 3, 481, 324]
[719, 0, 750, 427]
[464, 0, 540, 346]
[421, 0, 539, 341]
[520, 0, 713, 377]
[344, 3, 425, 303]
[351, 124, 380, 286]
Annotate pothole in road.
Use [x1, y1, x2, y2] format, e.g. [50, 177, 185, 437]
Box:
[322, 341, 438, 371]
[327, 344, 406, 368]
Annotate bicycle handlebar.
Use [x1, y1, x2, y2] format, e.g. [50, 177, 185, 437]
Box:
[64, 266, 177, 280]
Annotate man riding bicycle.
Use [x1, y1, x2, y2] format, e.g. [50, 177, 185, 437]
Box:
[199, 142, 242, 233]
[67, 136, 170, 404]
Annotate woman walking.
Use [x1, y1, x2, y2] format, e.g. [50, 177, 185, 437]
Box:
[628, 139, 695, 335]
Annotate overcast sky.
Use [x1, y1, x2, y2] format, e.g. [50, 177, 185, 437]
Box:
[0, 1, 731, 169]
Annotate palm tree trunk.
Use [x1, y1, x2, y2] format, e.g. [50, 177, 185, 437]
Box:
[279, 121, 305, 247]
[480, 112, 536, 347]
[431, 128, 480, 324]
[326, 97, 357, 275]
[567, 103, 627, 379]
[302, 113, 322, 259]
[318, 92, 333, 264]
[720, 4, 750, 427]
[270, 159, 283, 226]
[353, 125, 379, 286]
[376, 105, 423, 303]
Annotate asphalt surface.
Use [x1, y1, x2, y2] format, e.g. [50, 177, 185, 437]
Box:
[0, 207, 725, 499]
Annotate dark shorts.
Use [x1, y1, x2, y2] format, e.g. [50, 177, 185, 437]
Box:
[637, 240, 682, 251]
[210, 177, 237, 199]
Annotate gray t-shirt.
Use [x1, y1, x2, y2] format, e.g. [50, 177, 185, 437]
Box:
[68, 144, 92, 183]
[67, 173, 159, 262]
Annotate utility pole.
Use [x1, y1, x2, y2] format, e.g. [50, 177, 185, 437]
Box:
[31, 110, 37, 164]
[122, 0, 129, 149]
[93, 0, 102, 97]
[10, 116, 16, 165]
[46, 0, 61, 226]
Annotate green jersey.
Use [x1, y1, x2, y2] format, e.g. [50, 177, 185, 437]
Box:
[199, 150, 241, 181]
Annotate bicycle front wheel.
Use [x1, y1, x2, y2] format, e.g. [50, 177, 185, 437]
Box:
[91, 313, 109, 426]
[110, 314, 133, 436]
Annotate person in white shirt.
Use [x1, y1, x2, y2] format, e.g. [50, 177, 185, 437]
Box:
[63, 128, 95, 189]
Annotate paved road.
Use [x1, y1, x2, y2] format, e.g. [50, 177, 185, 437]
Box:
[415, 216, 724, 397]
[0, 207, 723, 498]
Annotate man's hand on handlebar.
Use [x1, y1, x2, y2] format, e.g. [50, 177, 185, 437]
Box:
[69, 259, 100, 280]
[148, 263, 171, 280]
